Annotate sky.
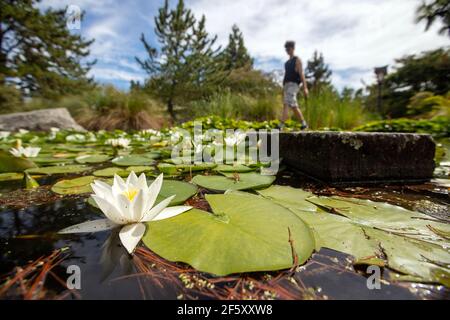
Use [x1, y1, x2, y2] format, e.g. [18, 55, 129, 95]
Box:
[40, 0, 449, 91]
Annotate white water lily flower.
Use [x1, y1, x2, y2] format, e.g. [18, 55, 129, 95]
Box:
[0, 131, 10, 139]
[106, 138, 130, 149]
[59, 173, 192, 254]
[9, 146, 41, 158]
[224, 131, 247, 147]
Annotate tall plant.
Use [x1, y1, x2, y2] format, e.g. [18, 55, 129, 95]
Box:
[137, 0, 224, 120]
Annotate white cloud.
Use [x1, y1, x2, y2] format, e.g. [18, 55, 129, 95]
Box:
[189, 0, 449, 89]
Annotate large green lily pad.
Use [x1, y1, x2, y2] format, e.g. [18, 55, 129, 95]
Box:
[51, 176, 97, 195]
[0, 150, 38, 173]
[26, 164, 92, 175]
[112, 155, 155, 167]
[192, 172, 275, 192]
[143, 193, 315, 276]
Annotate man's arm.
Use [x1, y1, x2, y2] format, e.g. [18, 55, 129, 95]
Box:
[296, 58, 309, 97]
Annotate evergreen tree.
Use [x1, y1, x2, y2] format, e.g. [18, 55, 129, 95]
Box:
[221, 24, 253, 70]
[416, 0, 450, 36]
[136, 0, 224, 120]
[305, 51, 332, 91]
[0, 0, 95, 99]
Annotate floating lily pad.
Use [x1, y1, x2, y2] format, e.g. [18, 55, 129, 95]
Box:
[112, 155, 155, 167]
[155, 179, 198, 205]
[93, 167, 129, 177]
[0, 172, 24, 182]
[192, 172, 275, 192]
[143, 193, 315, 276]
[26, 164, 92, 175]
[126, 166, 154, 174]
[75, 154, 111, 164]
[0, 150, 38, 173]
[51, 176, 97, 195]
[157, 163, 216, 175]
[32, 157, 74, 165]
[257, 185, 450, 286]
[213, 164, 254, 173]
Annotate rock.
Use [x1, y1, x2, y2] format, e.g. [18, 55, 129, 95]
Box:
[0, 108, 85, 132]
[279, 131, 436, 184]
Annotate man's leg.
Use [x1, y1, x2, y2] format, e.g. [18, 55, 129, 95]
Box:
[292, 107, 308, 129]
[281, 104, 290, 123]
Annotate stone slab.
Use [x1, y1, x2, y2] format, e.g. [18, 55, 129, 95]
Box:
[279, 131, 436, 183]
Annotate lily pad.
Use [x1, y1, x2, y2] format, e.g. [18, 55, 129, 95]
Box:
[155, 179, 198, 205]
[157, 163, 216, 175]
[112, 155, 155, 167]
[26, 164, 92, 175]
[213, 164, 254, 173]
[126, 166, 154, 174]
[192, 172, 275, 192]
[0, 150, 38, 173]
[143, 193, 315, 276]
[51, 176, 97, 195]
[93, 167, 129, 177]
[257, 185, 450, 286]
[75, 154, 111, 164]
[0, 172, 24, 182]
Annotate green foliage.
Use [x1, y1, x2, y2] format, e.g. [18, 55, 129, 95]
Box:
[416, 0, 450, 36]
[0, 83, 22, 113]
[406, 91, 450, 118]
[137, 0, 224, 119]
[186, 91, 280, 122]
[354, 117, 450, 137]
[367, 48, 450, 118]
[304, 86, 371, 130]
[0, 0, 95, 99]
[305, 51, 332, 91]
[220, 24, 253, 70]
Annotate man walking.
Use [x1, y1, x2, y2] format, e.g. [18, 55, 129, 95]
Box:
[281, 41, 309, 130]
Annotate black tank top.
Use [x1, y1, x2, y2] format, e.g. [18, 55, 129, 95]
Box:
[283, 56, 301, 85]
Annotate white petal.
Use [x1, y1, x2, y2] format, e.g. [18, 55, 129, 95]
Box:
[91, 181, 112, 199]
[58, 219, 117, 234]
[126, 171, 138, 186]
[115, 193, 133, 221]
[131, 189, 145, 221]
[137, 173, 148, 190]
[146, 173, 164, 210]
[91, 195, 128, 224]
[119, 223, 146, 254]
[151, 206, 192, 221]
[141, 195, 175, 222]
[113, 174, 127, 193]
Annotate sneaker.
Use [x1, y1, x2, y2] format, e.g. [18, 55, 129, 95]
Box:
[300, 122, 309, 130]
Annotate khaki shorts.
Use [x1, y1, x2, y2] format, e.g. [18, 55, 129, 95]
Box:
[283, 82, 300, 108]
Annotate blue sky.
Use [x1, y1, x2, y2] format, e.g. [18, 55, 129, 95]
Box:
[40, 0, 449, 91]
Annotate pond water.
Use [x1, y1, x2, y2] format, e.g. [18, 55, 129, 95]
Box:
[0, 137, 449, 300]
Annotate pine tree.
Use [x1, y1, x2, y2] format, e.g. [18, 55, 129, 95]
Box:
[222, 24, 253, 70]
[416, 0, 450, 37]
[0, 0, 95, 99]
[305, 51, 332, 91]
[136, 0, 224, 120]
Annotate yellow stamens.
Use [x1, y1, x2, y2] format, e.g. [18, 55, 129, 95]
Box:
[123, 188, 138, 201]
